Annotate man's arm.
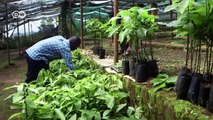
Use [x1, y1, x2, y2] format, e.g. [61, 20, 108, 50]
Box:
[61, 49, 75, 70]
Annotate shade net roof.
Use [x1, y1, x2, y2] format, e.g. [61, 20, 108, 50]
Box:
[0, 0, 166, 34]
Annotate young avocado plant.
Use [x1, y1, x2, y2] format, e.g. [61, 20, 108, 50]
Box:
[164, 0, 213, 110]
[104, 6, 159, 82]
[86, 18, 107, 59]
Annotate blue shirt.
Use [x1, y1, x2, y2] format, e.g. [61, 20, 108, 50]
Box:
[26, 35, 74, 70]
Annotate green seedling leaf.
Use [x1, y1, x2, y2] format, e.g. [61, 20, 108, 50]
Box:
[102, 110, 111, 119]
[17, 84, 25, 92]
[26, 98, 37, 109]
[108, 25, 121, 37]
[69, 114, 77, 120]
[115, 92, 129, 100]
[74, 100, 82, 110]
[38, 113, 52, 119]
[166, 76, 177, 84]
[105, 95, 115, 109]
[28, 86, 40, 94]
[164, 2, 180, 12]
[150, 74, 168, 86]
[116, 103, 127, 113]
[179, 0, 190, 14]
[135, 107, 143, 119]
[38, 111, 53, 120]
[94, 89, 107, 96]
[164, 87, 173, 91]
[119, 29, 130, 44]
[4, 93, 16, 101]
[55, 108, 66, 120]
[8, 112, 22, 120]
[153, 83, 167, 92]
[127, 107, 135, 117]
[12, 92, 24, 103]
[80, 110, 101, 120]
[3, 85, 17, 90]
[151, 78, 166, 87]
[113, 77, 123, 89]
[157, 74, 169, 79]
[167, 20, 181, 27]
[10, 103, 22, 109]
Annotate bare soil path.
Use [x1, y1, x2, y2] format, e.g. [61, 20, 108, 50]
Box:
[0, 49, 26, 120]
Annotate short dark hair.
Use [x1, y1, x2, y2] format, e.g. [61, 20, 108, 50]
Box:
[69, 35, 81, 50]
[138, 3, 145, 8]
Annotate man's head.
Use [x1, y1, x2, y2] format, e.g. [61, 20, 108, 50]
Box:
[69, 35, 81, 51]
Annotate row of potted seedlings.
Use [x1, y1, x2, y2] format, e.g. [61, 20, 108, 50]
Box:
[105, 6, 159, 82]
[85, 18, 106, 59]
[164, 0, 213, 112]
[122, 44, 159, 82]
[92, 46, 106, 59]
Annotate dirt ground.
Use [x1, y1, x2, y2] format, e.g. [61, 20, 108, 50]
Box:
[0, 50, 27, 85]
[0, 49, 27, 120]
[100, 37, 187, 76]
[0, 58, 26, 85]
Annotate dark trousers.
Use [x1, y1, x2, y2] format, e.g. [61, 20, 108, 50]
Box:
[119, 39, 129, 54]
[25, 53, 49, 83]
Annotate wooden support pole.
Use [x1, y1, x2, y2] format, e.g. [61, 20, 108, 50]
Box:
[17, 19, 21, 55]
[69, 0, 73, 36]
[28, 21, 31, 41]
[111, 0, 113, 12]
[99, 8, 101, 21]
[80, 0, 84, 49]
[24, 19, 27, 42]
[114, 0, 118, 64]
[31, 23, 33, 42]
[5, 3, 11, 65]
[169, 0, 174, 39]
[132, 0, 135, 6]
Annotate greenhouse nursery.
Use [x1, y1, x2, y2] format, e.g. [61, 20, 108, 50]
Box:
[0, 0, 213, 119]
